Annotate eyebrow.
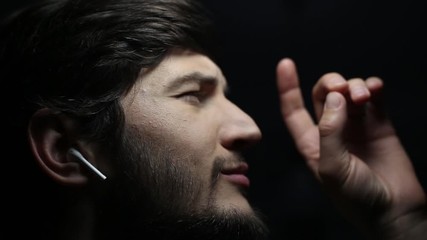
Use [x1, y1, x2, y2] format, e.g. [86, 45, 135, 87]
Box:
[165, 72, 229, 94]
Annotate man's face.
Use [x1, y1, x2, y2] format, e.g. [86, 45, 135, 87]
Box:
[102, 49, 267, 239]
[121, 49, 262, 214]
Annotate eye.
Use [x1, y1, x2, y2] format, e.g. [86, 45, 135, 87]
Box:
[177, 91, 206, 105]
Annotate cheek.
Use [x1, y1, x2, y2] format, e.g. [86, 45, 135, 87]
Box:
[159, 119, 216, 166]
[149, 103, 215, 145]
[170, 123, 218, 186]
[140, 109, 217, 162]
[144, 118, 216, 192]
[126, 98, 219, 173]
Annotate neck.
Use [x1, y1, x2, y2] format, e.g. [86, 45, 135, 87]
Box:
[56, 196, 95, 240]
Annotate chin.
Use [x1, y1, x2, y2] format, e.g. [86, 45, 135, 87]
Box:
[141, 204, 270, 240]
[180, 205, 270, 240]
[211, 180, 253, 213]
[214, 197, 254, 215]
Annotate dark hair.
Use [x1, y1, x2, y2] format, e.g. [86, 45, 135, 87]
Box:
[0, 1, 218, 228]
[1, 0, 217, 150]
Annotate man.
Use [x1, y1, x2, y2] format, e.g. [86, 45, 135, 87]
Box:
[1, 0, 426, 239]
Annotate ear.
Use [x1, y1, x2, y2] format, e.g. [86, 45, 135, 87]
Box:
[28, 108, 89, 186]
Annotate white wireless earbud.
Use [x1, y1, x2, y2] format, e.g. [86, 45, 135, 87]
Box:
[68, 148, 107, 180]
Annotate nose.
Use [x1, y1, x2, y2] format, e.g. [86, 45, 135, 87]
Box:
[219, 99, 262, 150]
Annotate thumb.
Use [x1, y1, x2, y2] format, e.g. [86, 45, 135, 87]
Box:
[318, 92, 351, 185]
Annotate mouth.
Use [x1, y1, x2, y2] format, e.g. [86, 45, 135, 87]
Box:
[220, 162, 250, 188]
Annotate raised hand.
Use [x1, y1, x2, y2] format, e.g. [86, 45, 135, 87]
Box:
[276, 58, 427, 239]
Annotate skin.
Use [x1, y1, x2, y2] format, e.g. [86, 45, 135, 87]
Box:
[120, 48, 262, 215]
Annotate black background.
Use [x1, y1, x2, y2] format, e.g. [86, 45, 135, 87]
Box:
[2, 1, 426, 239]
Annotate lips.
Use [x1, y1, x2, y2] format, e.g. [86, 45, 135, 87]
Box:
[220, 162, 250, 188]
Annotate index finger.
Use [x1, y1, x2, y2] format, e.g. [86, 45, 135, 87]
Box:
[276, 58, 315, 141]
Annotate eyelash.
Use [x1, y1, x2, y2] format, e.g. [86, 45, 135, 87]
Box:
[178, 91, 206, 104]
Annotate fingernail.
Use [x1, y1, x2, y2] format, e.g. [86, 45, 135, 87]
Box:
[330, 77, 346, 88]
[325, 92, 341, 109]
[352, 86, 369, 98]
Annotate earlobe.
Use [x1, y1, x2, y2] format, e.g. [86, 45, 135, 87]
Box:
[28, 108, 88, 186]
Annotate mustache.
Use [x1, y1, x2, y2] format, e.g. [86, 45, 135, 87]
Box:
[210, 153, 246, 189]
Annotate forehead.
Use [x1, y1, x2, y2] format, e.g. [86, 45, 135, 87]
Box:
[136, 49, 226, 91]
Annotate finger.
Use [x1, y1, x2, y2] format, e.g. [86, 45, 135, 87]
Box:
[312, 73, 348, 121]
[276, 58, 315, 141]
[347, 78, 371, 104]
[346, 78, 371, 117]
[366, 77, 394, 133]
[317, 92, 351, 184]
[365, 76, 384, 94]
[365, 77, 390, 125]
[345, 77, 385, 120]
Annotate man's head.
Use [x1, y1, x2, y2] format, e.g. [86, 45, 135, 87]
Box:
[1, 0, 268, 239]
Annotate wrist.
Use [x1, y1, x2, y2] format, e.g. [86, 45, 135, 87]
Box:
[372, 208, 427, 240]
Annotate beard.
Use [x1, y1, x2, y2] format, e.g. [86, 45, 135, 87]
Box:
[93, 125, 269, 240]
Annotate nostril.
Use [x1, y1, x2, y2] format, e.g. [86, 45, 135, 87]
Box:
[221, 130, 262, 150]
